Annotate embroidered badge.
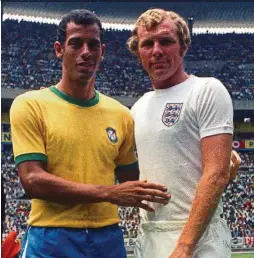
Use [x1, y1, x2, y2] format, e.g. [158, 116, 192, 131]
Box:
[106, 127, 118, 143]
[162, 103, 183, 127]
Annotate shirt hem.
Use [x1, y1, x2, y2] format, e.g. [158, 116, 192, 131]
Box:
[27, 218, 120, 229]
[200, 127, 233, 139]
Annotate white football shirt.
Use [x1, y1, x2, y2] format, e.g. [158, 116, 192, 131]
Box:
[131, 75, 233, 223]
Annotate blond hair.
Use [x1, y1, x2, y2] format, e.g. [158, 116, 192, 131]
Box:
[127, 8, 191, 56]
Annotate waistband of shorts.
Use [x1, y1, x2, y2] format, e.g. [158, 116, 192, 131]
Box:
[140, 216, 223, 232]
[141, 221, 186, 232]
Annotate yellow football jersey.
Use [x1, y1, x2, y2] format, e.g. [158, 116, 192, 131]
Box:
[10, 86, 138, 228]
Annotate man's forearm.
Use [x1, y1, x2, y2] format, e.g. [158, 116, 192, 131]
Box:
[177, 171, 229, 249]
[19, 161, 170, 210]
[22, 169, 112, 205]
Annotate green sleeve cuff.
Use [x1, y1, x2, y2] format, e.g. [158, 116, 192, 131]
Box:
[116, 161, 139, 171]
[15, 153, 47, 166]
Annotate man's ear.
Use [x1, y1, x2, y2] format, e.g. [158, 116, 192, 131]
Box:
[101, 44, 106, 60]
[54, 41, 64, 59]
[180, 46, 188, 57]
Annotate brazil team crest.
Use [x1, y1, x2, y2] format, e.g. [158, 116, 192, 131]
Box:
[162, 103, 183, 127]
[106, 127, 118, 143]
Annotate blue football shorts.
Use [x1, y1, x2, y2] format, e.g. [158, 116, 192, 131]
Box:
[19, 224, 126, 258]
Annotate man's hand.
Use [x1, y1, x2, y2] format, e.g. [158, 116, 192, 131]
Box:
[107, 180, 171, 212]
[169, 244, 192, 258]
[229, 150, 241, 181]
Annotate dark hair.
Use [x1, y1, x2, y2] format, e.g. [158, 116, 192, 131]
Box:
[57, 9, 103, 44]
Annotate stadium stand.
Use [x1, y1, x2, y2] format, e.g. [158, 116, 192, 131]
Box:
[3, 2, 254, 28]
[222, 170, 254, 238]
[2, 20, 254, 99]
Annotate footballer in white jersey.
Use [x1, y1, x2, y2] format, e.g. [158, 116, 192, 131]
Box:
[127, 8, 240, 258]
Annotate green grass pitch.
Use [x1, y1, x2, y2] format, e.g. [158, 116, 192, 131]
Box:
[231, 254, 254, 258]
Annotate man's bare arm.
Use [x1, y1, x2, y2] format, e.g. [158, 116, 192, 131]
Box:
[170, 134, 232, 257]
[19, 161, 170, 211]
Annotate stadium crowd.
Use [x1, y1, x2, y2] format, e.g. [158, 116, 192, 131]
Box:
[1, 147, 254, 240]
[239, 152, 254, 168]
[222, 170, 254, 238]
[2, 20, 254, 99]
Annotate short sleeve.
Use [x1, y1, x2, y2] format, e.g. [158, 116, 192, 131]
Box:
[10, 95, 47, 166]
[196, 78, 234, 139]
[115, 109, 138, 170]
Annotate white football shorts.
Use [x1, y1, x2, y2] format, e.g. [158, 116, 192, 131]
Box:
[134, 218, 231, 258]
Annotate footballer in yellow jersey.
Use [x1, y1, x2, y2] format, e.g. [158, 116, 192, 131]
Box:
[11, 86, 138, 228]
[10, 9, 170, 258]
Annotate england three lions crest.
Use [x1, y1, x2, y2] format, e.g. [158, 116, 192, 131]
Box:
[162, 103, 183, 127]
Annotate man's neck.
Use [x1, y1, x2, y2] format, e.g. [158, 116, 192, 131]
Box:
[56, 78, 95, 100]
[152, 66, 189, 90]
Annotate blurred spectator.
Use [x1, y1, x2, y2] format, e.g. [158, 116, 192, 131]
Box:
[239, 152, 254, 168]
[118, 207, 140, 238]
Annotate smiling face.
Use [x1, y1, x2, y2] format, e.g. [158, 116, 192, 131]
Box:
[55, 21, 105, 86]
[137, 17, 186, 88]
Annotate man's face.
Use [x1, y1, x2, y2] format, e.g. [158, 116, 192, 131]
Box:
[137, 17, 184, 84]
[55, 21, 105, 85]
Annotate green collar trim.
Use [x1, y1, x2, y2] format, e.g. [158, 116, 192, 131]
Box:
[50, 86, 99, 107]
